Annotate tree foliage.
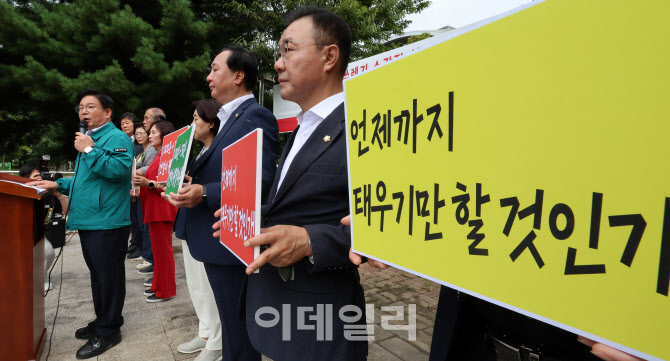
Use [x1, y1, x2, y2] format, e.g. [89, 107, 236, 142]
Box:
[0, 0, 429, 163]
[211, 0, 430, 76]
[407, 32, 433, 44]
[0, 110, 33, 164]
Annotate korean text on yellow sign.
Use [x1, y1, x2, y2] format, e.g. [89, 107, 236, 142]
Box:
[344, 0, 670, 360]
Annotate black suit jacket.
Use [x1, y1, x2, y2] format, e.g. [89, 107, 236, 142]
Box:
[244, 103, 367, 361]
[174, 98, 279, 265]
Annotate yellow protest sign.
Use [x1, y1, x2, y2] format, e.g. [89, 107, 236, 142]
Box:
[344, 0, 670, 360]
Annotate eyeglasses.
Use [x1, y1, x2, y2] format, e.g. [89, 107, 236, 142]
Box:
[74, 104, 98, 113]
[274, 40, 329, 63]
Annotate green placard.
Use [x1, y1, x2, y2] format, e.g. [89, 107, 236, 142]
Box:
[165, 125, 194, 195]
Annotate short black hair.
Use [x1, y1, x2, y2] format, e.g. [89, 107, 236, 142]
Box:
[120, 113, 137, 143]
[150, 121, 176, 142]
[76, 89, 115, 115]
[120, 112, 137, 123]
[285, 6, 352, 77]
[220, 44, 258, 91]
[190, 99, 223, 135]
[19, 164, 38, 178]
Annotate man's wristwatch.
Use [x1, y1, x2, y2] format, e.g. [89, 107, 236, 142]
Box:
[202, 184, 207, 203]
[84, 146, 94, 154]
[149, 181, 155, 188]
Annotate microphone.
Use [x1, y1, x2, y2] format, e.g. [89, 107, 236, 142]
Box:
[79, 120, 88, 134]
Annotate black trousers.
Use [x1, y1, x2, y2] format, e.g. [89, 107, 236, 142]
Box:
[129, 199, 143, 247]
[79, 226, 130, 337]
[204, 263, 260, 361]
[430, 286, 601, 361]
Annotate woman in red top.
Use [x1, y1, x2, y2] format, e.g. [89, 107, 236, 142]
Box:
[133, 120, 178, 302]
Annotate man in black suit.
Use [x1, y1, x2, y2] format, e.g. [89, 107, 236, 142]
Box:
[166, 44, 279, 361]
[429, 286, 645, 361]
[214, 6, 366, 361]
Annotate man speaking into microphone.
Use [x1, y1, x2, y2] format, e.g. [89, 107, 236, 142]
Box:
[30, 89, 134, 359]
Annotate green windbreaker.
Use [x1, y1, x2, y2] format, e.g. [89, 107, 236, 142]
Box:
[56, 121, 134, 230]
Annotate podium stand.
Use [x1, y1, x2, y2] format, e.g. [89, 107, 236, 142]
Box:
[0, 173, 48, 361]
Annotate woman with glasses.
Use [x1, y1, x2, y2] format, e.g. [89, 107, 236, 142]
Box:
[129, 125, 158, 284]
[173, 99, 225, 360]
[133, 120, 178, 302]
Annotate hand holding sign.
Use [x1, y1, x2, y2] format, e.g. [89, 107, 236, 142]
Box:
[182, 174, 192, 185]
[578, 337, 644, 361]
[212, 207, 223, 238]
[163, 183, 204, 208]
[132, 174, 150, 188]
[243, 225, 312, 274]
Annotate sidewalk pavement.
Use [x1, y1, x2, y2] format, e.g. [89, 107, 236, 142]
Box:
[41, 234, 441, 361]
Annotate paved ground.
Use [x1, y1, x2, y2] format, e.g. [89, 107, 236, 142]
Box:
[41, 234, 441, 361]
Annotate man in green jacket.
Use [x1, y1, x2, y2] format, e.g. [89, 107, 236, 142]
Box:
[31, 89, 134, 359]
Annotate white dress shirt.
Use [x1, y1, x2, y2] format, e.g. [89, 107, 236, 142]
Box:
[217, 94, 255, 132]
[276, 92, 344, 191]
[85, 121, 109, 136]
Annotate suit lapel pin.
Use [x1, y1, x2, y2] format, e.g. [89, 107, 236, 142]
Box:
[323, 135, 331, 143]
[235, 113, 239, 117]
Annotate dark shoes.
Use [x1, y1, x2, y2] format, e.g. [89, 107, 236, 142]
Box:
[146, 294, 174, 303]
[126, 249, 142, 259]
[74, 322, 96, 340]
[143, 277, 153, 287]
[75, 330, 121, 359]
[126, 244, 137, 255]
[138, 265, 153, 274]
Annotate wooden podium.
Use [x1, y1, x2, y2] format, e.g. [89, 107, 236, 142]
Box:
[0, 173, 48, 361]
